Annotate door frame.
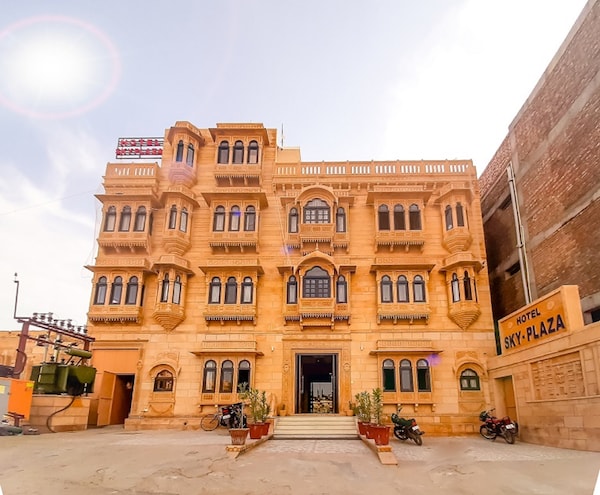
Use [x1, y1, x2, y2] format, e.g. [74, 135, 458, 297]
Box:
[295, 353, 338, 414]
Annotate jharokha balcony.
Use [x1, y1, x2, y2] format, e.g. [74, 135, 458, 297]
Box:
[209, 231, 259, 253]
[98, 231, 150, 253]
[377, 302, 431, 324]
[285, 224, 349, 254]
[375, 230, 426, 253]
[88, 305, 142, 324]
[204, 303, 257, 325]
[284, 299, 351, 329]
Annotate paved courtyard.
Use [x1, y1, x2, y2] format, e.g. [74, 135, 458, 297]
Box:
[1, 427, 600, 494]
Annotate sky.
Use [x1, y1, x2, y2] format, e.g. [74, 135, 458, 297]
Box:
[0, 0, 589, 331]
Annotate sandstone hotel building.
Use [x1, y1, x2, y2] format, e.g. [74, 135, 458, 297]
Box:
[86, 121, 496, 433]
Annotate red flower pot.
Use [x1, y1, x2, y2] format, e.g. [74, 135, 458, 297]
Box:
[249, 423, 264, 439]
[371, 425, 390, 445]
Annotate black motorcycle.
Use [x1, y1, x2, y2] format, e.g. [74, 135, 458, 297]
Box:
[391, 409, 424, 446]
[228, 402, 247, 428]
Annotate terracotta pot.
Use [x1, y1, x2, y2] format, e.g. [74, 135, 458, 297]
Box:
[229, 428, 249, 445]
[365, 423, 374, 439]
[371, 424, 390, 445]
[357, 421, 369, 436]
[261, 421, 271, 436]
[249, 422, 264, 439]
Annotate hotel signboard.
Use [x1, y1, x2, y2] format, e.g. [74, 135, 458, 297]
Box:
[498, 285, 584, 354]
[115, 137, 164, 159]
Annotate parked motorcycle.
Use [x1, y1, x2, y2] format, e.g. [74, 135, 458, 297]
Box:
[479, 409, 518, 444]
[391, 408, 425, 446]
[226, 402, 247, 428]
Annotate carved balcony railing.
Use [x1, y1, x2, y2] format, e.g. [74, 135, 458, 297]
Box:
[97, 231, 150, 253]
[153, 302, 186, 331]
[448, 300, 481, 330]
[284, 299, 350, 328]
[377, 302, 431, 324]
[375, 230, 426, 252]
[209, 231, 259, 253]
[442, 226, 473, 254]
[88, 305, 142, 324]
[203, 303, 257, 324]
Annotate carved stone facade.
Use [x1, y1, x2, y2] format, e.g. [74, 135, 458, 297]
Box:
[85, 121, 496, 434]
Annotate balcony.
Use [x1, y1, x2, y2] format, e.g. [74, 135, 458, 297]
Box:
[375, 230, 426, 252]
[167, 161, 197, 188]
[204, 304, 257, 325]
[163, 229, 191, 256]
[214, 164, 261, 186]
[102, 163, 159, 197]
[377, 303, 431, 324]
[97, 231, 150, 253]
[153, 302, 186, 331]
[209, 231, 259, 253]
[285, 224, 349, 254]
[442, 226, 472, 253]
[448, 300, 481, 330]
[284, 299, 350, 329]
[88, 305, 142, 324]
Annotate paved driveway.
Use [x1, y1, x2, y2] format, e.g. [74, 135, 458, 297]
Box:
[1, 427, 599, 494]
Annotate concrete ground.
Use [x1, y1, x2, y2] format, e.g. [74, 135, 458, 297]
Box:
[1, 426, 600, 495]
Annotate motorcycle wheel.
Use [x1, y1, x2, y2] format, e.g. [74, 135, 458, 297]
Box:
[393, 429, 408, 441]
[479, 424, 496, 440]
[410, 432, 423, 446]
[503, 430, 516, 444]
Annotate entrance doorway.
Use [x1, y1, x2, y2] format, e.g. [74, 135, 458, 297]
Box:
[296, 354, 337, 414]
[97, 373, 135, 426]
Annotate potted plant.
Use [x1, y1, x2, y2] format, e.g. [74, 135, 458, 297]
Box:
[370, 387, 390, 445]
[354, 391, 371, 436]
[278, 403, 287, 417]
[228, 386, 249, 445]
[240, 385, 266, 439]
[257, 390, 271, 436]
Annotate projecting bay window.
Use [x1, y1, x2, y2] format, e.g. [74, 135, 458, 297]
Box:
[302, 267, 330, 298]
[160, 274, 170, 303]
[201, 359, 253, 398]
[303, 199, 330, 224]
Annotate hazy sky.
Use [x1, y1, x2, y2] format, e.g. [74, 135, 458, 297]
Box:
[0, 0, 588, 330]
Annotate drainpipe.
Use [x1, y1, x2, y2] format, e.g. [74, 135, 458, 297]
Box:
[507, 162, 532, 304]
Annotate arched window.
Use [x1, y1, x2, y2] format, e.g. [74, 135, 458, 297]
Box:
[400, 359, 414, 392]
[248, 140, 259, 164]
[218, 141, 230, 164]
[304, 198, 330, 224]
[186, 143, 194, 166]
[110, 276, 123, 305]
[336, 275, 347, 303]
[451, 273, 460, 302]
[381, 275, 393, 303]
[417, 359, 431, 391]
[393, 204, 405, 230]
[203, 360, 217, 393]
[456, 203, 465, 227]
[220, 360, 234, 393]
[413, 275, 426, 302]
[287, 275, 298, 304]
[125, 276, 138, 305]
[460, 369, 480, 390]
[119, 206, 131, 232]
[238, 360, 251, 390]
[209, 277, 221, 304]
[445, 205, 453, 230]
[336, 207, 346, 232]
[289, 208, 298, 233]
[232, 140, 244, 164]
[104, 206, 116, 232]
[213, 206, 226, 231]
[303, 267, 330, 298]
[175, 140, 184, 162]
[94, 276, 107, 305]
[160, 274, 170, 303]
[378, 205, 390, 231]
[244, 206, 256, 231]
[179, 208, 188, 232]
[153, 370, 174, 392]
[383, 359, 396, 391]
[409, 204, 422, 230]
[225, 277, 237, 304]
[134, 206, 146, 232]
[229, 206, 241, 231]
[168, 205, 177, 229]
[397, 275, 409, 302]
[173, 275, 182, 304]
[241, 277, 253, 304]
[464, 271, 473, 301]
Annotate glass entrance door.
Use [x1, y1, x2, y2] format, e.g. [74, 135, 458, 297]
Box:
[296, 354, 337, 414]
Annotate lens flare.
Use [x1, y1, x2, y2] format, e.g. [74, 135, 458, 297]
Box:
[0, 15, 121, 119]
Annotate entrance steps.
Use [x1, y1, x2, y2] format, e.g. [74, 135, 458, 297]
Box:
[273, 415, 358, 439]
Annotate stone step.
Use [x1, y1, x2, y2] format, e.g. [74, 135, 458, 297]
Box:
[273, 415, 358, 439]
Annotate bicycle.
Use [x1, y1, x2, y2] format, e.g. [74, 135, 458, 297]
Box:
[200, 403, 246, 431]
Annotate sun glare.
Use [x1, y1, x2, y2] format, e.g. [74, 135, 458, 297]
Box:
[0, 15, 120, 119]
